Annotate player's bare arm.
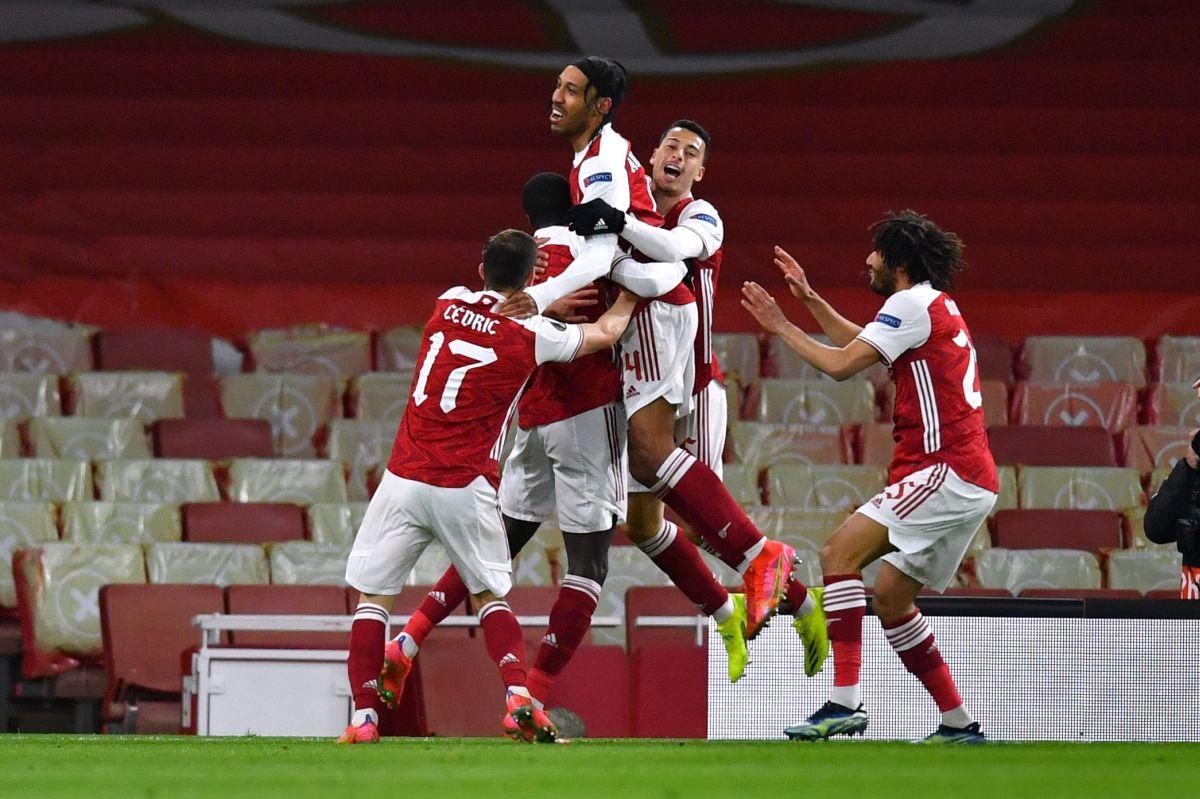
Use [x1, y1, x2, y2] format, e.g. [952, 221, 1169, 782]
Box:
[499, 235, 620, 318]
[774, 245, 863, 346]
[544, 286, 601, 323]
[574, 288, 638, 357]
[741, 280, 880, 381]
[608, 253, 687, 297]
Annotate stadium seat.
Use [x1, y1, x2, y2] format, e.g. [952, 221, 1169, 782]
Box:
[0, 326, 91, 373]
[757, 378, 876, 426]
[765, 464, 886, 509]
[375, 326, 423, 373]
[1148, 466, 1171, 498]
[503, 585, 567, 646]
[307, 502, 368, 547]
[981, 379, 1009, 427]
[0, 501, 57, 609]
[0, 458, 92, 501]
[1154, 335, 1200, 385]
[992, 465, 1019, 516]
[766, 335, 888, 390]
[973, 334, 1014, 383]
[711, 332, 760, 387]
[988, 425, 1116, 466]
[219, 373, 341, 457]
[625, 586, 705, 651]
[152, 418, 274, 460]
[96, 459, 218, 503]
[67, 372, 185, 423]
[99, 583, 224, 733]
[414, 636, 507, 736]
[182, 502, 306, 544]
[1121, 507, 1150, 549]
[1017, 466, 1143, 511]
[247, 325, 372, 379]
[28, 418, 149, 460]
[1145, 382, 1200, 428]
[975, 548, 1102, 594]
[727, 421, 851, 470]
[224, 584, 348, 648]
[1122, 425, 1193, 476]
[325, 418, 394, 501]
[225, 458, 348, 505]
[991, 509, 1123, 552]
[145, 542, 269, 587]
[0, 373, 61, 420]
[0, 420, 19, 457]
[791, 547, 824, 587]
[94, 328, 215, 374]
[511, 543, 556, 587]
[859, 422, 894, 467]
[61, 502, 182, 545]
[347, 373, 410, 423]
[1019, 336, 1147, 387]
[1146, 590, 1182, 601]
[267, 542, 349, 586]
[1010, 381, 1138, 432]
[15, 543, 145, 677]
[594, 547, 673, 647]
[720, 462, 762, 505]
[1106, 548, 1180, 594]
[744, 506, 848, 553]
[1018, 588, 1142, 600]
[724, 380, 748, 422]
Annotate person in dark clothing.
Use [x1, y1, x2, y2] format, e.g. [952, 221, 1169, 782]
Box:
[1145, 379, 1200, 599]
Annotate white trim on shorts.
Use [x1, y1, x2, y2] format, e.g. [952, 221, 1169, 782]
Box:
[621, 301, 697, 420]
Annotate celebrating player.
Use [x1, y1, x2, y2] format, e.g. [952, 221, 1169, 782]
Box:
[739, 210, 998, 744]
[379, 172, 695, 716]
[500, 55, 802, 643]
[337, 229, 637, 745]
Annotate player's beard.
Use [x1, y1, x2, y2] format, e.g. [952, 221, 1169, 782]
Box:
[869, 266, 898, 297]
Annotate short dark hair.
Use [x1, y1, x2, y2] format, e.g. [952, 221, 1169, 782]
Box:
[870, 210, 966, 290]
[570, 55, 628, 127]
[521, 172, 572, 230]
[482, 229, 538, 291]
[660, 119, 712, 162]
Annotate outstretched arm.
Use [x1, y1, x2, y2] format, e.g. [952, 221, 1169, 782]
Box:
[740, 281, 880, 381]
[500, 235, 618, 319]
[774, 246, 862, 347]
[574, 289, 638, 358]
[620, 216, 707, 263]
[609, 254, 687, 297]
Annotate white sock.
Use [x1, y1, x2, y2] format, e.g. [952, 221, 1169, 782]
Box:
[794, 592, 816, 618]
[395, 632, 419, 659]
[507, 685, 531, 699]
[830, 685, 861, 710]
[531, 696, 546, 711]
[351, 707, 378, 727]
[712, 596, 735, 624]
[941, 704, 974, 728]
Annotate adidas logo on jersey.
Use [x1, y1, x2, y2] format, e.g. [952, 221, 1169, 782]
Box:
[625, 385, 640, 399]
[429, 591, 447, 605]
[542, 633, 558, 648]
[498, 653, 519, 667]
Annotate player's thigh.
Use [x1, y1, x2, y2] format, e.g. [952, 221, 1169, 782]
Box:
[345, 471, 435, 595]
[497, 424, 556, 524]
[682, 380, 727, 478]
[624, 491, 666, 543]
[620, 302, 698, 424]
[433, 476, 514, 598]
[544, 403, 627, 533]
[820, 511, 896, 574]
[627, 397, 680, 490]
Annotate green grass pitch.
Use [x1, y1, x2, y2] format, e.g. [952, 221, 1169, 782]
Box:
[1, 736, 1195, 799]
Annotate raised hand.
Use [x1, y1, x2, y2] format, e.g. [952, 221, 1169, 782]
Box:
[545, 287, 601, 323]
[774, 246, 818, 301]
[740, 281, 791, 335]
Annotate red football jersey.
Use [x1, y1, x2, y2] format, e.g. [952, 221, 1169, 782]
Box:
[518, 226, 621, 429]
[387, 286, 583, 489]
[856, 284, 1000, 492]
[662, 195, 726, 394]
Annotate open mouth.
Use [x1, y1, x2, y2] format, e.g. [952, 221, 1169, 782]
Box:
[663, 163, 682, 178]
[549, 107, 565, 124]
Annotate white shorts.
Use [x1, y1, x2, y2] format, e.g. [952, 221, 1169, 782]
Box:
[345, 470, 512, 597]
[856, 462, 997, 593]
[682, 380, 727, 479]
[621, 301, 697, 420]
[498, 402, 628, 533]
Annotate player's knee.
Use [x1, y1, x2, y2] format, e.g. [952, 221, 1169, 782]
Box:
[567, 556, 608, 586]
[627, 449, 662, 486]
[563, 530, 613, 585]
[871, 589, 911, 624]
[819, 542, 847, 575]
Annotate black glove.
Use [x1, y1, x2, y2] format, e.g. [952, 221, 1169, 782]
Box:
[564, 198, 626, 237]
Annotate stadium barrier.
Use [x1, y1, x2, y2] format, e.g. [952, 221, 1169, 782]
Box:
[708, 597, 1200, 742]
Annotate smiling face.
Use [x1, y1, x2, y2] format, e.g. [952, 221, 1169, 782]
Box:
[650, 126, 706, 199]
[549, 65, 606, 143]
[866, 250, 902, 297]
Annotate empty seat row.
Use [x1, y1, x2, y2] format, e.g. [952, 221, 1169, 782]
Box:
[974, 547, 1180, 596]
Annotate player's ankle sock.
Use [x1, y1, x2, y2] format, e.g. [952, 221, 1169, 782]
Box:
[712, 596, 735, 624]
[347, 602, 388, 717]
[882, 609, 967, 718]
[784, 576, 812, 616]
[478, 600, 528, 689]
[350, 708, 378, 727]
[530, 574, 600, 697]
[652, 448, 766, 572]
[823, 574, 866, 707]
[402, 568, 469, 648]
[637, 519, 730, 616]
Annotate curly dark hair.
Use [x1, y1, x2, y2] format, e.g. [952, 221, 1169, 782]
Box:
[870, 210, 966, 290]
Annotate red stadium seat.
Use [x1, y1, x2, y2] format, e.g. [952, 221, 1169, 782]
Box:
[1146, 589, 1182, 601]
[1145, 382, 1200, 428]
[625, 586, 706, 651]
[973, 334, 1014, 383]
[1122, 425, 1194, 475]
[1155, 336, 1200, 386]
[987, 425, 1116, 466]
[182, 502, 306, 544]
[981, 379, 1010, 427]
[992, 509, 1123, 552]
[504, 585, 574, 649]
[1010, 381, 1138, 433]
[415, 637, 506, 736]
[99, 583, 224, 733]
[152, 418, 274, 459]
[95, 328, 220, 417]
[1018, 588, 1142, 600]
[920, 587, 1013, 598]
[224, 584, 347, 648]
[1018, 336, 1147, 387]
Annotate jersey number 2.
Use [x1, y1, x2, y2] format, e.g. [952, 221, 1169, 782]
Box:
[952, 329, 983, 409]
[412, 332, 498, 413]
